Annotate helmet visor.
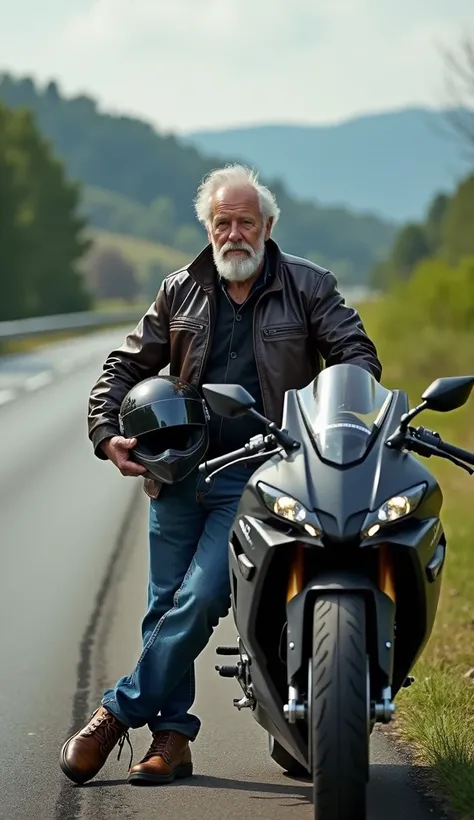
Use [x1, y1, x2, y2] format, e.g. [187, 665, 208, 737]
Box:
[134, 425, 203, 460]
[122, 396, 206, 438]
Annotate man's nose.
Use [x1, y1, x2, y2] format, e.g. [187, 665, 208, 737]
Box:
[228, 223, 243, 242]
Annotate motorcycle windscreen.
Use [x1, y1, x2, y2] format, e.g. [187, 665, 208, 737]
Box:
[296, 363, 393, 466]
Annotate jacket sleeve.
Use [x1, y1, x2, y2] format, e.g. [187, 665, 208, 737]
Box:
[88, 280, 171, 459]
[309, 271, 382, 381]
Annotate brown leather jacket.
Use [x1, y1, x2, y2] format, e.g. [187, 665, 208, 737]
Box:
[88, 239, 382, 498]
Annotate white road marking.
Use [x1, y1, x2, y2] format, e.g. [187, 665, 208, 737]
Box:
[56, 361, 72, 373]
[25, 371, 53, 391]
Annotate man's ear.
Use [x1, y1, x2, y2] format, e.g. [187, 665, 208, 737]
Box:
[265, 217, 274, 241]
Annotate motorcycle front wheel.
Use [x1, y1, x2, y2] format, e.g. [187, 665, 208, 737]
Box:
[311, 593, 369, 820]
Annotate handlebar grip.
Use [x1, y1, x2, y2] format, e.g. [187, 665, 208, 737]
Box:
[198, 446, 250, 474]
[437, 439, 474, 466]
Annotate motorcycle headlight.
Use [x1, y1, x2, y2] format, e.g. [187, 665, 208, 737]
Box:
[361, 482, 427, 538]
[257, 482, 322, 537]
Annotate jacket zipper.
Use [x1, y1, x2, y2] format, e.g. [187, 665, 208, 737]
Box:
[263, 324, 305, 337]
[196, 291, 215, 385]
[253, 291, 271, 419]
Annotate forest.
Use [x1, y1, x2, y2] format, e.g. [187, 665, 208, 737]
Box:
[0, 72, 398, 320]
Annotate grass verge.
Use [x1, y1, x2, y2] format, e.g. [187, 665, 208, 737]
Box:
[357, 299, 474, 818]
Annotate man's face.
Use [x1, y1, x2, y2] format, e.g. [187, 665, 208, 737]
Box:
[207, 185, 273, 282]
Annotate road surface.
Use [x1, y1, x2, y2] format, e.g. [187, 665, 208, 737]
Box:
[0, 329, 439, 820]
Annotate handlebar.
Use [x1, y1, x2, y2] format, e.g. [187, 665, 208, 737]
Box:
[404, 426, 474, 473]
[198, 445, 252, 475]
[198, 434, 276, 476]
[436, 438, 474, 466]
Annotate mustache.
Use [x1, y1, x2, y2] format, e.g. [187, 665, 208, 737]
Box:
[220, 241, 255, 257]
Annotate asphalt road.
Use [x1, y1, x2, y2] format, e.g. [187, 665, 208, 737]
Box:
[0, 329, 440, 820]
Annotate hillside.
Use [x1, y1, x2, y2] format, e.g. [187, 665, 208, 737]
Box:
[0, 73, 397, 284]
[186, 108, 474, 222]
[85, 228, 189, 280]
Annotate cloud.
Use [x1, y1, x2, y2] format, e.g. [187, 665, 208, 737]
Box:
[1, 0, 473, 131]
[62, 0, 326, 53]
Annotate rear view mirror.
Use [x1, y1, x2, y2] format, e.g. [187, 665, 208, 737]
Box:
[421, 376, 474, 413]
[202, 384, 256, 418]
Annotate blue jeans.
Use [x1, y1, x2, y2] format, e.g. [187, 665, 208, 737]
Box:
[101, 464, 252, 740]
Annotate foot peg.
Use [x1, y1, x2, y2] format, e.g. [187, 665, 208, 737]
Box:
[216, 646, 239, 656]
[233, 696, 253, 710]
[215, 664, 239, 678]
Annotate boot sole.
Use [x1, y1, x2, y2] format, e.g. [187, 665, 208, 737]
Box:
[128, 762, 193, 786]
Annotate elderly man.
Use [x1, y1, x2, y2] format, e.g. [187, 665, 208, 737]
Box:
[60, 164, 382, 787]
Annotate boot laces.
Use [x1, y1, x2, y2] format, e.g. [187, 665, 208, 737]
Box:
[144, 730, 173, 762]
[84, 709, 134, 769]
[117, 732, 134, 769]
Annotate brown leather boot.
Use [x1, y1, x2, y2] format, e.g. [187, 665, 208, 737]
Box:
[128, 730, 193, 785]
[60, 706, 132, 784]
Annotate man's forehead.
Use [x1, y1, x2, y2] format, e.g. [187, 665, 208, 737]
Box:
[212, 185, 260, 215]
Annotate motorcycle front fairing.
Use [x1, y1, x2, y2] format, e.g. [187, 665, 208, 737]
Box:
[227, 364, 445, 767]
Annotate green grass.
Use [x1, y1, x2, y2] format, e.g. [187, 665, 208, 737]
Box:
[87, 227, 190, 280]
[357, 300, 474, 818]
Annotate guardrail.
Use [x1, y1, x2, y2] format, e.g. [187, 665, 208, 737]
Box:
[0, 287, 378, 344]
[0, 309, 143, 343]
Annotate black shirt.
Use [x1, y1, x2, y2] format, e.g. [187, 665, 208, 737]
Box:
[202, 259, 270, 458]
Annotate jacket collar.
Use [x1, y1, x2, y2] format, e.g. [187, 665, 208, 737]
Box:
[187, 237, 284, 294]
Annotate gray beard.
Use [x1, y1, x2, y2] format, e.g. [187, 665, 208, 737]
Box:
[212, 236, 266, 282]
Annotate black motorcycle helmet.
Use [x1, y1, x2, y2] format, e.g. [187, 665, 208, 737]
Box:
[119, 375, 209, 484]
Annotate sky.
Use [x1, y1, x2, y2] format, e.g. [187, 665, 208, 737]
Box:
[0, 0, 472, 134]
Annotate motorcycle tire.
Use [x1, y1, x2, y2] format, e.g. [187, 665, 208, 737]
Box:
[311, 593, 369, 820]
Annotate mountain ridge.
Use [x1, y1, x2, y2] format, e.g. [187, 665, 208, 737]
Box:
[185, 107, 474, 222]
[0, 72, 397, 284]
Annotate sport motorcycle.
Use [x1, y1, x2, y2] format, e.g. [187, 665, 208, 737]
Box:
[198, 363, 474, 820]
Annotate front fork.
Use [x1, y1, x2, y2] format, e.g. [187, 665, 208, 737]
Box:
[214, 543, 411, 721]
[283, 543, 399, 726]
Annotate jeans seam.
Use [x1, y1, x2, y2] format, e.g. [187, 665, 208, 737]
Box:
[135, 554, 197, 668]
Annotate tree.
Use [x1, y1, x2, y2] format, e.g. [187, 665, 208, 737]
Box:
[442, 37, 474, 157]
[390, 224, 431, 279]
[6, 107, 91, 316]
[0, 102, 92, 320]
[442, 174, 474, 263]
[425, 192, 449, 252]
[0, 108, 28, 320]
[86, 247, 140, 302]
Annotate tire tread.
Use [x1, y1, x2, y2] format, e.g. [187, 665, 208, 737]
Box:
[312, 593, 368, 820]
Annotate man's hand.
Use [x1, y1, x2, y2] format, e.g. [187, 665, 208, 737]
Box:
[101, 436, 147, 477]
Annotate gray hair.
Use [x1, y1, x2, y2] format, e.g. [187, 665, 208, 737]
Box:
[194, 163, 281, 227]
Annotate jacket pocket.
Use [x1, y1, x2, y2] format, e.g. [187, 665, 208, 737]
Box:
[262, 323, 306, 341]
[170, 316, 207, 332]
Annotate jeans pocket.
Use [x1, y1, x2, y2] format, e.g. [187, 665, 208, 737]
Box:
[196, 472, 214, 500]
